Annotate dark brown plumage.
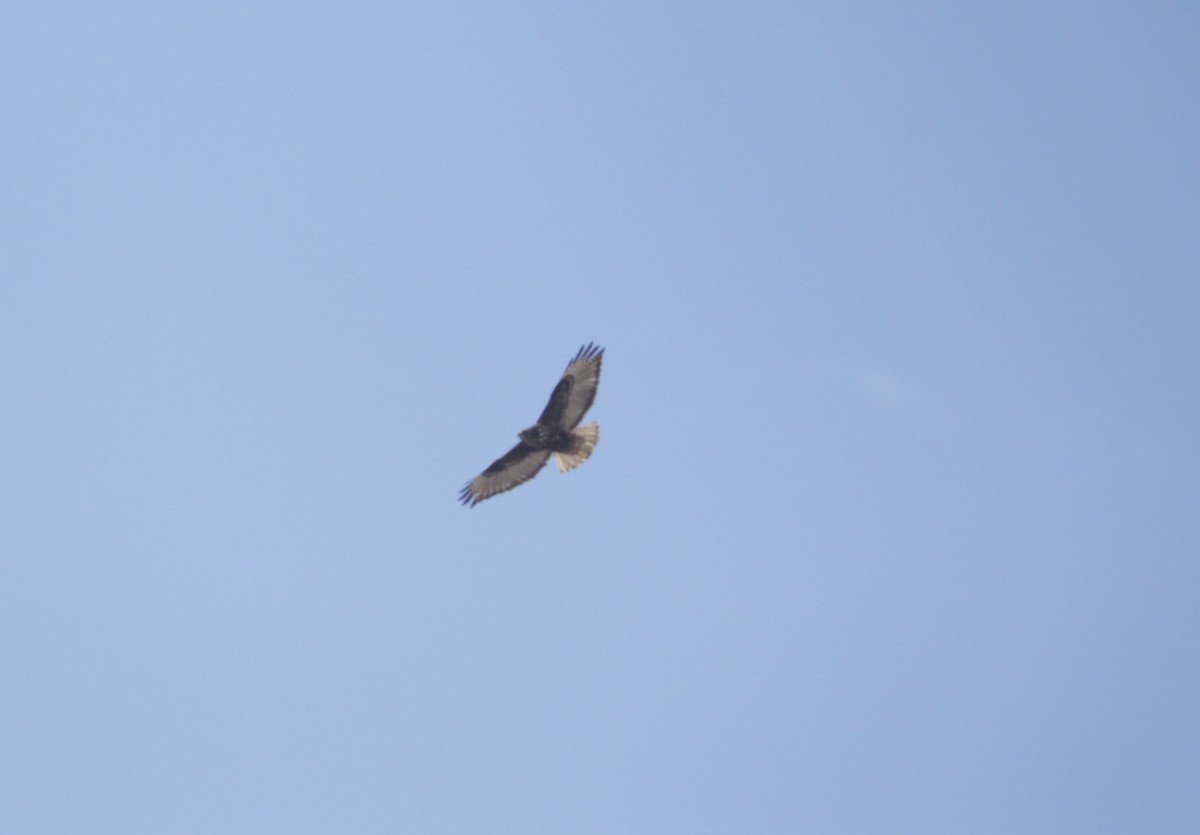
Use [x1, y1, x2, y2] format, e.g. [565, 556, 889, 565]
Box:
[459, 342, 603, 507]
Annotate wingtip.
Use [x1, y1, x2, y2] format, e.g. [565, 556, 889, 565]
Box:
[572, 341, 604, 363]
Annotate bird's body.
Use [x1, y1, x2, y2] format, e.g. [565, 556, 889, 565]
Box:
[459, 342, 604, 507]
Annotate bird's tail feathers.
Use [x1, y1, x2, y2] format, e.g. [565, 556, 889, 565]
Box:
[555, 422, 600, 473]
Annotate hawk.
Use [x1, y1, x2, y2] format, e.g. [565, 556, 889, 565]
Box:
[459, 342, 604, 507]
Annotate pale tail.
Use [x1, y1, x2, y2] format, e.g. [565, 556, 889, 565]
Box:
[554, 422, 600, 473]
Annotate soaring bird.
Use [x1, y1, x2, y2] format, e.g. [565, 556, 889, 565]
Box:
[459, 342, 603, 507]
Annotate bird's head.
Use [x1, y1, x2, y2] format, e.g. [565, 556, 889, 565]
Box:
[518, 425, 546, 446]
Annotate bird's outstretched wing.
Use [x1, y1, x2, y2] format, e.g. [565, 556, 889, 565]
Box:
[459, 442, 552, 507]
[546, 342, 603, 430]
[535, 377, 572, 428]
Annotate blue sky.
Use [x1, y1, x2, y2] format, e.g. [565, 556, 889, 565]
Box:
[3, 3, 1198, 832]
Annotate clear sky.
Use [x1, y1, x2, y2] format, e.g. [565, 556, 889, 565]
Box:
[3, 3, 1198, 833]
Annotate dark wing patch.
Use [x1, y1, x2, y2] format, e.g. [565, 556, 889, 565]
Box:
[535, 378, 572, 428]
[557, 342, 604, 429]
[459, 442, 552, 507]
